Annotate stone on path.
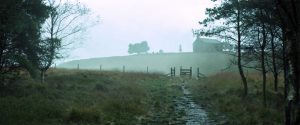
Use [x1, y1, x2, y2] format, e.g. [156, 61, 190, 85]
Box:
[173, 85, 214, 125]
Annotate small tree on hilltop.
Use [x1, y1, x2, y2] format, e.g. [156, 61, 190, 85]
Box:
[128, 41, 150, 54]
[159, 49, 164, 53]
[128, 43, 134, 54]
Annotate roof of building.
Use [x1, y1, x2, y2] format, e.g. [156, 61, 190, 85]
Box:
[194, 38, 221, 44]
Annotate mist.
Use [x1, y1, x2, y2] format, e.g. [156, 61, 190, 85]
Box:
[64, 0, 217, 61]
[1, 0, 295, 124]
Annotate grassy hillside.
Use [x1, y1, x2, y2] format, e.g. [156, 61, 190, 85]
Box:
[0, 69, 286, 124]
[188, 72, 285, 125]
[58, 52, 234, 75]
[0, 69, 182, 125]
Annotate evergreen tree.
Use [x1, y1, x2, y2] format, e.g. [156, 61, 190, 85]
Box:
[0, 0, 50, 80]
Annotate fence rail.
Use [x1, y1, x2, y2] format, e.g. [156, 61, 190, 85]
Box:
[197, 68, 206, 78]
[169, 67, 206, 79]
[180, 67, 192, 77]
[73, 65, 205, 77]
[74, 64, 153, 73]
[170, 67, 176, 77]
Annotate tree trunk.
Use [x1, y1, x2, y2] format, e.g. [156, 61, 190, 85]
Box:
[283, 30, 291, 125]
[261, 51, 267, 107]
[286, 31, 300, 125]
[261, 22, 267, 107]
[281, 25, 300, 124]
[292, 30, 300, 125]
[40, 70, 45, 83]
[286, 100, 292, 125]
[0, 31, 6, 73]
[271, 31, 279, 91]
[237, 5, 248, 97]
[296, 30, 300, 104]
[275, 0, 300, 124]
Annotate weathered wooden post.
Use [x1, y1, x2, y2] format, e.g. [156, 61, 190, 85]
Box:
[100, 65, 102, 71]
[147, 66, 149, 73]
[190, 67, 192, 78]
[77, 64, 79, 70]
[197, 68, 200, 78]
[180, 66, 182, 76]
[170, 67, 176, 77]
[123, 65, 125, 73]
[174, 67, 176, 76]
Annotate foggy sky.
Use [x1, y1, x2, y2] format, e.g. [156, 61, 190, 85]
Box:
[64, 0, 216, 62]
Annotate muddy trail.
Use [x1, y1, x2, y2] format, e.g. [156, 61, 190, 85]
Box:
[141, 82, 215, 125]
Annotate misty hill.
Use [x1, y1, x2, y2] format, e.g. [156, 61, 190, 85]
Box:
[58, 52, 234, 75]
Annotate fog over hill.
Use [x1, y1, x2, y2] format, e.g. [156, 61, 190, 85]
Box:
[58, 52, 234, 75]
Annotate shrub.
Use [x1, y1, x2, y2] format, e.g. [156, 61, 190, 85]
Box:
[67, 107, 101, 124]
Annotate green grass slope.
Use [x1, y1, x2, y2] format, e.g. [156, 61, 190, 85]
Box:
[0, 69, 182, 125]
[58, 52, 233, 75]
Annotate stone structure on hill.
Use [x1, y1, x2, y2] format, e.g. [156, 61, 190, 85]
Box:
[193, 37, 223, 53]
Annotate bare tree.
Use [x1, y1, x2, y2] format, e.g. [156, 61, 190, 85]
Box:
[39, 0, 95, 83]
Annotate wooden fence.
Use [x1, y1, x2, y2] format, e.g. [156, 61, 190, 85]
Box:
[197, 68, 206, 78]
[169, 67, 206, 78]
[73, 64, 205, 77]
[75, 64, 152, 73]
[170, 67, 176, 77]
[180, 67, 192, 77]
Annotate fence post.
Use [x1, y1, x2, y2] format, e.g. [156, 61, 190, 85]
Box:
[77, 64, 79, 70]
[123, 65, 125, 73]
[190, 67, 192, 78]
[147, 66, 149, 73]
[180, 66, 182, 76]
[197, 68, 200, 78]
[100, 65, 102, 71]
[174, 67, 176, 76]
[170, 67, 176, 77]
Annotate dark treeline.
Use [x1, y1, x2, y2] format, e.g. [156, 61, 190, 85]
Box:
[200, 0, 299, 124]
[0, 0, 49, 80]
[0, 0, 90, 83]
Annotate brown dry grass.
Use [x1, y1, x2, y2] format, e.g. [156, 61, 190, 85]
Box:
[0, 69, 179, 125]
[189, 71, 285, 125]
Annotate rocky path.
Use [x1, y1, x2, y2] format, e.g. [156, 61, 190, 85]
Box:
[174, 84, 214, 125]
[141, 83, 215, 125]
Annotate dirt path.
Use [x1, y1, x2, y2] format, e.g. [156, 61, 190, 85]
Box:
[141, 82, 214, 125]
[174, 84, 214, 125]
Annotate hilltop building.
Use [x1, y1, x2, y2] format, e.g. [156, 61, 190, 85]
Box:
[193, 37, 222, 53]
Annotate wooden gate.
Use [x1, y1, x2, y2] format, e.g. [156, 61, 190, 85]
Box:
[170, 67, 176, 77]
[180, 67, 192, 77]
[197, 68, 206, 78]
